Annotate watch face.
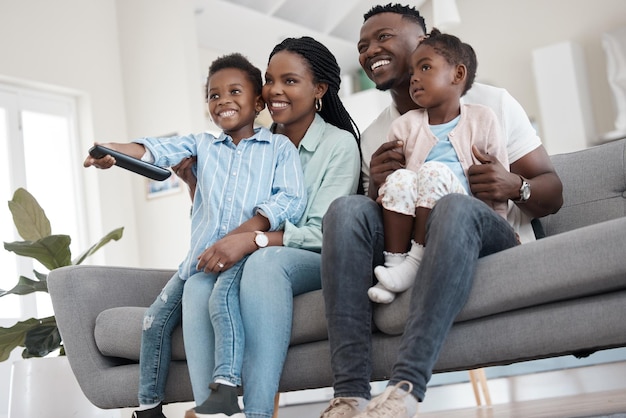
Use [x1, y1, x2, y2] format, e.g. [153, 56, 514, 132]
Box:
[255, 232, 269, 248]
[521, 182, 531, 201]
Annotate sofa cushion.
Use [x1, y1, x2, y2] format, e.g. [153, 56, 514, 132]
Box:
[289, 289, 329, 345]
[95, 307, 186, 361]
[95, 289, 329, 361]
[374, 216, 626, 335]
[97, 218, 626, 359]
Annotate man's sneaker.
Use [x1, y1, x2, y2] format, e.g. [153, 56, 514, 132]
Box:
[319, 397, 362, 418]
[132, 403, 166, 418]
[184, 383, 245, 418]
[354, 381, 418, 418]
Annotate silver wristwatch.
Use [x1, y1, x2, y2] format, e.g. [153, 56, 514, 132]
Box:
[516, 176, 531, 203]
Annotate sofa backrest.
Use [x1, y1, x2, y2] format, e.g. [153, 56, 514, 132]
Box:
[540, 138, 626, 237]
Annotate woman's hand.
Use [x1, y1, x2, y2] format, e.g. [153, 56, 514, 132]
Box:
[172, 156, 197, 200]
[196, 232, 255, 273]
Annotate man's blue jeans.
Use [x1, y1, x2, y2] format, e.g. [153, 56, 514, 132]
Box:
[321, 193, 518, 401]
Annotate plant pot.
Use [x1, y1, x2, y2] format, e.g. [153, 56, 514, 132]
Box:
[8, 356, 119, 417]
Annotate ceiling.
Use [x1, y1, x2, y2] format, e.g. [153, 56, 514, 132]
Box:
[193, 0, 427, 75]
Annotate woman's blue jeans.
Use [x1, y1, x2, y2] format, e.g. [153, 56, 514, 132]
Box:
[183, 247, 321, 418]
[321, 193, 518, 401]
[138, 273, 185, 405]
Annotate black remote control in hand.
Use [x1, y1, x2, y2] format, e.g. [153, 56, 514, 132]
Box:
[89, 145, 172, 181]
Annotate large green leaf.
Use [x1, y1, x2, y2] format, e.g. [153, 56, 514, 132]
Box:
[22, 316, 61, 358]
[4, 235, 72, 270]
[1, 188, 123, 362]
[72, 227, 124, 265]
[0, 318, 37, 362]
[0, 276, 47, 297]
[8, 188, 51, 241]
[0, 317, 60, 362]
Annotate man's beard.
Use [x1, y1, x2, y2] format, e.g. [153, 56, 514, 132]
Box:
[374, 78, 395, 91]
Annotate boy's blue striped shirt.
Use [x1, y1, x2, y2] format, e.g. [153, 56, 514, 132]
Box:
[135, 127, 306, 279]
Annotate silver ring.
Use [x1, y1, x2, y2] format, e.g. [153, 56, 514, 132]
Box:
[217, 262, 225, 269]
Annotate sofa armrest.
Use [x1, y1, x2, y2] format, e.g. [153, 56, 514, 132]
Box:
[542, 138, 626, 236]
[48, 265, 175, 407]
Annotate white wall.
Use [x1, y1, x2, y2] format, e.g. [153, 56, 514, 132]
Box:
[0, 1, 208, 415]
[0, 0, 210, 271]
[0, 2, 135, 415]
[115, 0, 207, 269]
[0, 0, 140, 268]
[421, 0, 626, 143]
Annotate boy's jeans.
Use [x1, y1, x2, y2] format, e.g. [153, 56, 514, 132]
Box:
[138, 273, 185, 405]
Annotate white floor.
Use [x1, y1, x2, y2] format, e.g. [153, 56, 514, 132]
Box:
[4, 358, 625, 418]
[275, 361, 626, 418]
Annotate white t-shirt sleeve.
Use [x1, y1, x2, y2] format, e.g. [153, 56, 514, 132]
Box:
[360, 105, 400, 194]
[463, 83, 542, 164]
[463, 83, 543, 244]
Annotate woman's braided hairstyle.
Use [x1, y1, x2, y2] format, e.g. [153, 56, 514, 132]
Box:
[269, 36, 363, 193]
[268, 36, 361, 144]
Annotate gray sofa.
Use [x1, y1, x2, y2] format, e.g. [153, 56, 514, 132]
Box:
[48, 138, 626, 410]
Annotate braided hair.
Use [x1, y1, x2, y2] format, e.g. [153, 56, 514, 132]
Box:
[420, 28, 477, 95]
[268, 36, 360, 143]
[364, 3, 427, 34]
[269, 36, 363, 193]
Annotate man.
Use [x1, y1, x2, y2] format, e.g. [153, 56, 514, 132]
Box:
[320, 4, 564, 418]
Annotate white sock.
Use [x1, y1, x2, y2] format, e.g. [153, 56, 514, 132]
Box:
[137, 402, 160, 411]
[369, 252, 405, 303]
[368, 282, 396, 304]
[388, 383, 419, 417]
[214, 378, 236, 387]
[383, 251, 407, 267]
[354, 397, 369, 411]
[375, 241, 424, 292]
[399, 388, 419, 417]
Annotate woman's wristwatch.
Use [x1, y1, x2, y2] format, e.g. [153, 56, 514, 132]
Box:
[254, 231, 269, 248]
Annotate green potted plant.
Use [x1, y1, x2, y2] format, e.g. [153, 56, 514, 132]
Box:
[0, 187, 123, 362]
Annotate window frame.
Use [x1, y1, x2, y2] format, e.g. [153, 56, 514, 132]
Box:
[0, 84, 87, 320]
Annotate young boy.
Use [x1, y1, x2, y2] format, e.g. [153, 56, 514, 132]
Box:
[84, 53, 306, 418]
[368, 29, 509, 304]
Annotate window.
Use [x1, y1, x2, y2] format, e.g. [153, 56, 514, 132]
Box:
[0, 85, 86, 318]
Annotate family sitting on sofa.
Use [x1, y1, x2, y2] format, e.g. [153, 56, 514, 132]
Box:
[83, 4, 563, 418]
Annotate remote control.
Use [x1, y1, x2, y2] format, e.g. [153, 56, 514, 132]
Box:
[89, 145, 172, 181]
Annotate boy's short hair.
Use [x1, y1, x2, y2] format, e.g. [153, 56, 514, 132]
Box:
[363, 3, 427, 34]
[205, 53, 263, 100]
[420, 28, 477, 95]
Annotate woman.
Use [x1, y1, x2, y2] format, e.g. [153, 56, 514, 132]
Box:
[182, 36, 362, 418]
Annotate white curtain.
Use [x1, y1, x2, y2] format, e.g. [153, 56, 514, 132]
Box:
[602, 25, 626, 135]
